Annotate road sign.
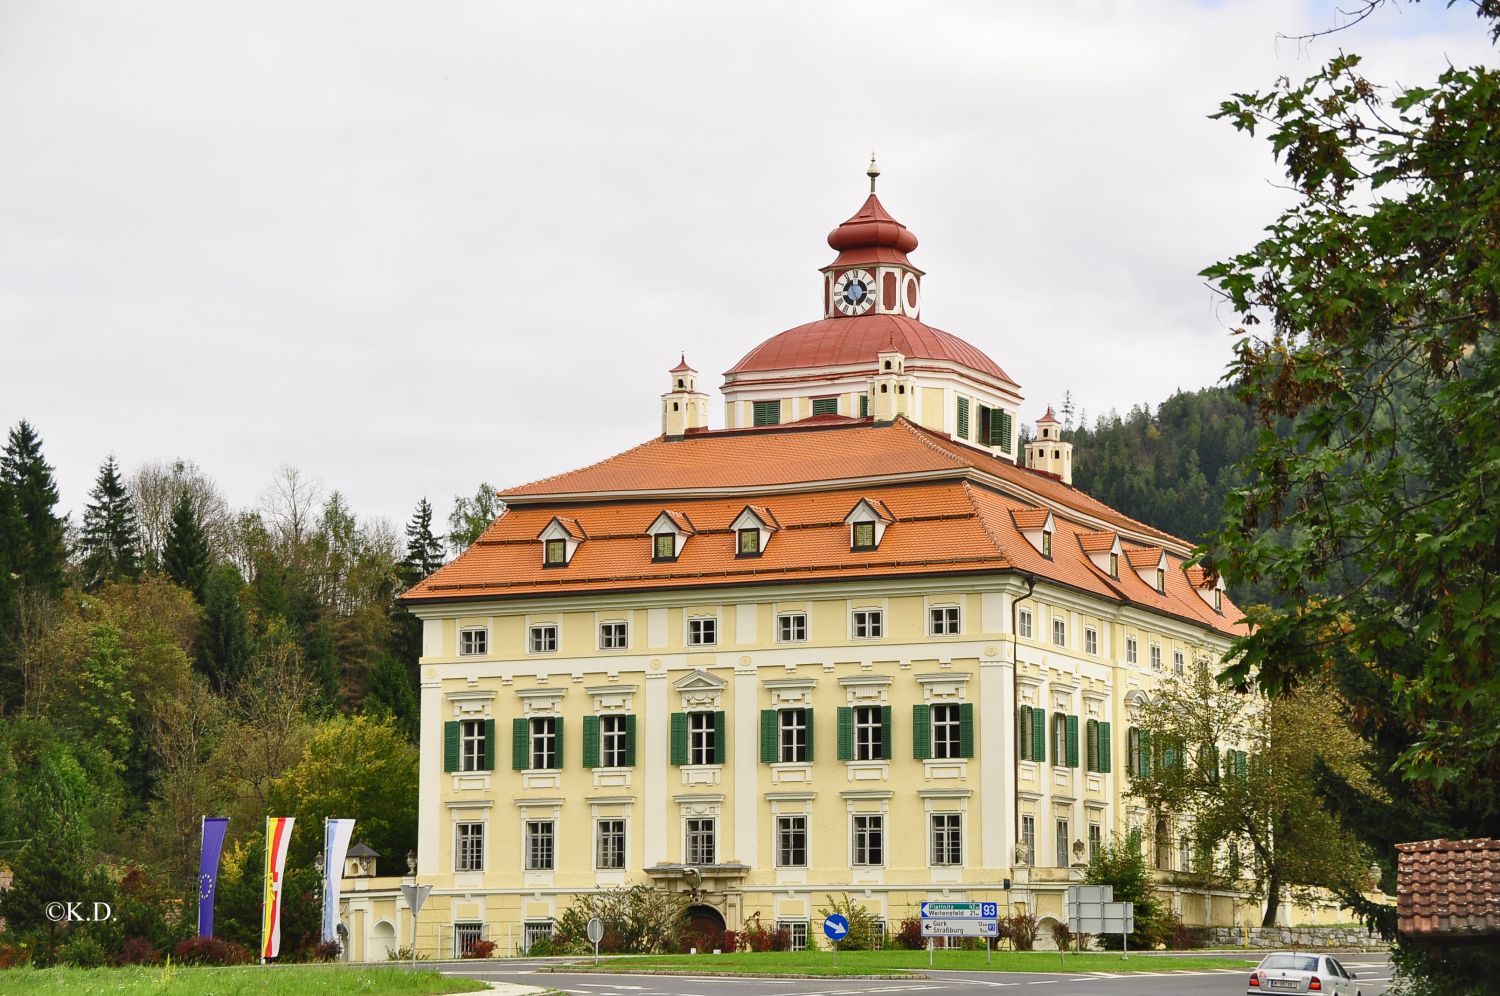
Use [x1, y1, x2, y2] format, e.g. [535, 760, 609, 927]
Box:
[823, 913, 850, 941]
[919, 901, 997, 918]
[920, 918, 1000, 937]
[586, 917, 604, 944]
[399, 884, 432, 968]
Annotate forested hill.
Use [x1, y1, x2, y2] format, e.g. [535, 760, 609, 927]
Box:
[1059, 385, 1260, 553]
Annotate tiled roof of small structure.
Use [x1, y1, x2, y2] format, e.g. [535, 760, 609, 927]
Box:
[1397, 838, 1500, 937]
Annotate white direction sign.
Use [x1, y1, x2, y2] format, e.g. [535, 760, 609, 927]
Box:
[919, 901, 998, 919]
[921, 918, 1000, 938]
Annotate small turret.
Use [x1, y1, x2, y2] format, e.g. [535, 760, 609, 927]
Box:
[1025, 407, 1073, 484]
[869, 346, 914, 422]
[662, 355, 708, 438]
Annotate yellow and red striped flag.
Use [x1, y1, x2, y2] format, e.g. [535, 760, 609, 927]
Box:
[261, 817, 295, 960]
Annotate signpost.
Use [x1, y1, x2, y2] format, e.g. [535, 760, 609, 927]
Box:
[823, 913, 849, 969]
[399, 883, 432, 969]
[1065, 885, 1134, 959]
[586, 916, 604, 966]
[919, 900, 1000, 965]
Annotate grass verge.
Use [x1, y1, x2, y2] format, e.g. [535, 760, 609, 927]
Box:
[0, 963, 491, 995]
[559, 948, 1259, 976]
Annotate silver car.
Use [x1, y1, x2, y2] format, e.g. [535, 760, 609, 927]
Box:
[1247, 951, 1364, 995]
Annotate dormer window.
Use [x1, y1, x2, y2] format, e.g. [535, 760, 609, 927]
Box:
[1109, 552, 1118, 578]
[1125, 546, 1170, 593]
[844, 498, 893, 552]
[731, 505, 777, 558]
[537, 517, 585, 568]
[1214, 588, 1222, 611]
[1156, 568, 1166, 593]
[654, 533, 676, 561]
[738, 529, 760, 556]
[648, 510, 695, 563]
[1041, 529, 1052, 558]
[1011, 508, 1056, 557]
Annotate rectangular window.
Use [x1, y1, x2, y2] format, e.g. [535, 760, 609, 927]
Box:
[956, 396, 970, 439]
[687, 617, 718, 646]
[1052, 617, 1066, 647]
[1150, 643, 1162, 670]
[931, 703, 961, 760]
[1042, 530, 1053, 557]
[778, 708, 808, 763]
[1173, 649, 1185, 675]
[1056, 818, 1070, 868]
[811, 396, 839, 416]
[454, 922, 483, 957]
[459, 719, 486, 772]
[653, 533, 676, 561]
[930, 813, 962, 866]
[522, 921, 553, 953]
[1156, 567, 1166, 592]
[455, 822, 484, 872]
[528, 624, 558, 654]
[854, 705, 884, 761]
[852, 521, 876, 550]
[1109, 551, 1119, 577]
[530, 717, 558, 770]
[1089, 822, 1102, 861]
[858, 393, 869, 418]
[458, 627, 488, 656]
[780, 920, 809, 951]
[929, 605, 960, 636]
[1084, 626, 1098, 656]
[525, 820, 555, 871]
[1020, 814, 1036, 861]
[600, 714, 628, 768]
[776, 815, 807, 867]
[596, 819, 626, 869]
[599, 620, 628, 650]
[544, 539, 566, 566]
[852, 608, 883, 639]
[1179, 835, 1192, 871]
[852, 814, 884, 866]
[689, 711, 717, 765]
[1018, 608, 1032, 639]
[776, 612, 807, 643]
[685, 817, 716, 864]
[737, 529, 760, 556]
[1126, 635, 1138, 665]
[752, 400, 781, 427]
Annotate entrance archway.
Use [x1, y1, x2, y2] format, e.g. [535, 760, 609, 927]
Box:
[682, 904, 726, 951]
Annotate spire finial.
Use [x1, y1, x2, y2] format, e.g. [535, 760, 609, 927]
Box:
[867, 151, 880, 194]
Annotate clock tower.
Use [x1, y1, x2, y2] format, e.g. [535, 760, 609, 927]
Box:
[821, 157, 923, 321]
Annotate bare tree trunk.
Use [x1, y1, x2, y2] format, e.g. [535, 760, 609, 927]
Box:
[1261, 866, 1282, 927]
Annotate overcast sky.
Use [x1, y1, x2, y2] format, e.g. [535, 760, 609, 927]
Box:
[1, 1, 1492, 533]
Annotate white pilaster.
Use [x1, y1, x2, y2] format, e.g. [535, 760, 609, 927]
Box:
[734, 664, 758, 866]
[980, 644, 1015, 870]
[644, 669, 669, 866]
[417, 669, 442, 876]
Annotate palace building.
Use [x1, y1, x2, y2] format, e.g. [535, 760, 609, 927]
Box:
[339, 162, 1247, 958]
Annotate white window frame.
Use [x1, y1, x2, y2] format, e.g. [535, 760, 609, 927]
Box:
[929, 605, 960, 636]
[930, 812, 963, 866]
[525, 819, 555, 871]
[458, 627, 488, 657]
[851, 608, 883, 639]
[530, 716, 558, 770]
[688, 710, 716, 765]
[854, 705, 883, 761]
[778, 708, 809, 763]
[1052, 617, 1066, 647]
[1084, 625, 1098, 656]
[1018, 608, 1032, 640]
[528, 623, 558, 655]
[600, 714, 628, 768]
[687, 616, 718, 646]
[596, 818, 626, 870]
[776, 612, 807, 643]
[1173, 649, 1185, 675]
[776, 815, 807, 867]
[1020, 814, 1036, 860]
[455, 821, 484, 872]
[779, 919, 809, 951]
[931, 702, 961, 760]
[851, 813, 885, 866]
[459, 718, 485, 772]
[1126, 635, 1138, 665]
[1056, 817, 1071, 868]
[1150, 643, 1163, 671]
[1089, 821, 1102, 861]
[599, 620, 628, 650]
[685, 817, 716, 865]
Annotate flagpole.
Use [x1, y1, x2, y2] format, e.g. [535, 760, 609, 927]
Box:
[319, 817, 328, 948]
[197, 817, 206, 937]
[260, 818, 268, 966]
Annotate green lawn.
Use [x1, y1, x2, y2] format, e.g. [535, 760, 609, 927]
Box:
[574, 948, 1258, 976]
[0, 963, 490, 995]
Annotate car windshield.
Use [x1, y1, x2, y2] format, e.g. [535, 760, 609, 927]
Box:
[1261, 954, 1320, 972]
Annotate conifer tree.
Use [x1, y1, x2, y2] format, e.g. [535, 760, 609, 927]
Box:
[366, 653, 419, 742]
[161, 491, 210, 601]
[77, 455, 142, 590]
[0, 421, 67, 599]
[199, 563, 252, 691]
[402, 497, 444, 585]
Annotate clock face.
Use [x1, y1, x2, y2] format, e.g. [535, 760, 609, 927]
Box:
[833, 269, 876, 316]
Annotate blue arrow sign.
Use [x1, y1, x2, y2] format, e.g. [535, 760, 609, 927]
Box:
[823, 913, 850, 941]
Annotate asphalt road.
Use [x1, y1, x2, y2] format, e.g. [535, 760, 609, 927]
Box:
[437, 955, 1396, 996]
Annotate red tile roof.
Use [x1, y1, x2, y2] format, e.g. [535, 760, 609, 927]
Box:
[1078, 530, 1118, 553]
[724, 315, 1016, 386]
[1011, 509, 1051, 531]
[1397, 839, 1500, 937]
[1124, 546, 1165, 569]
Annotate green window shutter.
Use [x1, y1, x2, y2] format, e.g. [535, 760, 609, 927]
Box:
[956, 397, 970, 438]
[512, 717, 528, 771]
[1085, 719, 1097, 772]
[997, 410, 1014, 452]
[1140, 729, 1152, 777]
[554, 716, 564, 769]
[1032, 708, 1047, 763]
[483, 718, 496, 771]
[443, 721, 459, 773]
[1100, 721, 1112, 773]
[805, 708, 815, 763]
[958, 702, 975, 759]
[912, 704, 931, 760]
[859, 393, 869, 418]
[812, 397, 838, 416]
[880, 705, 893, 760]
[753, 401, 780, 427]
[713, 710, 726, 764]
[1018, 706, 1031, 760]
[670, 713, 687, 766]
[760, 710, 778, 764]
[1066, 715, 1079, 768]
[582, 715, 600, 770]
[837, 707, 854, 761]
[623, 714, 637, 767]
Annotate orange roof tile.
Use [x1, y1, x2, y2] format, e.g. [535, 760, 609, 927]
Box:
[1124, 546, 1165, 569]
[1398, 839, 1500, 937]
[1011, 508, 1051, 531]
[1078, 530, 1117, 553]
[655, 509, 696, 534]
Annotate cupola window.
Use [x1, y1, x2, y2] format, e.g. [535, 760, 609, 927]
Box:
[956, 397, 970, 440]
[752, 401, 781, 427]
[811, 397, 839, 416]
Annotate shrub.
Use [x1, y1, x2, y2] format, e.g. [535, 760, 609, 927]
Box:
[892, 917, 924, 950]
[311, 940, 342, 961]
[1086, 828, 1171, 949]
[527, 934, 559, 957]
[464, 938, 496, 959]
[721, 929, 742, 952]
[815, 893, 881, 951]
[739, 912, 789, 952]
[0, 941, 31, 969]
[1005, 912, 1040, 951]
[112, 936, 161, 966]
[1050, 920, 1074, 950]
[171, 935, 254, 966]
[385, 945, 428, 961]
[554, 885, 688, 955]
[59, 931, 109, 968]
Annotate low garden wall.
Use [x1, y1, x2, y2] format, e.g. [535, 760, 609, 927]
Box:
[1203, 925, 1382, 949]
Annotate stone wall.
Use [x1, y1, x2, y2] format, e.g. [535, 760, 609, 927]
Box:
[1204, 925, 1382, 949]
